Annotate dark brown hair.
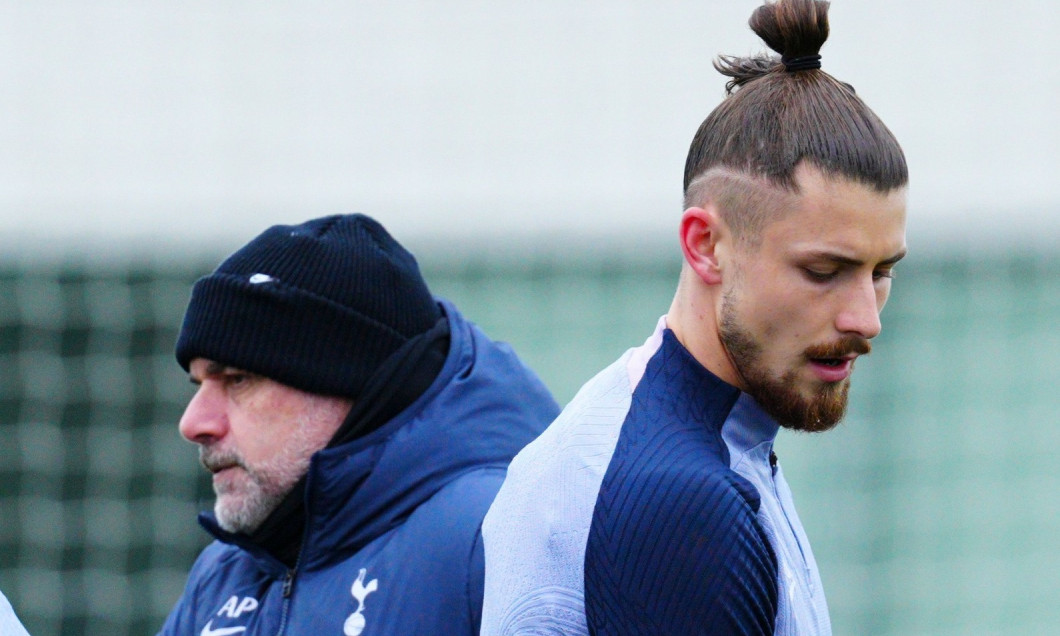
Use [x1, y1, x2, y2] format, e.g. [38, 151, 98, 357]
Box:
[683, 0, 907, 201]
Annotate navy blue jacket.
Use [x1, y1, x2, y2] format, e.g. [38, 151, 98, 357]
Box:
[159, 301, 558, 635]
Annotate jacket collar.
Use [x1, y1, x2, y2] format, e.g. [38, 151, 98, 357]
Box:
[200, 299, 558, 575]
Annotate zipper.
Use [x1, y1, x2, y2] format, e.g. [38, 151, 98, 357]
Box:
[275, 567, 296, 635]
[769, 450, 814, 592]
[282, 568, 296, 598]
[275, 448, 318, 635]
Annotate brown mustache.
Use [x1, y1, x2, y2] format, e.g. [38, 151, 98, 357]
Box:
[804, 336, 871, 359]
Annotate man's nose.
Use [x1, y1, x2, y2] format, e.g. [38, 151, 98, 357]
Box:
[835, 276, 883, 340]
[178, 383, 228, 443]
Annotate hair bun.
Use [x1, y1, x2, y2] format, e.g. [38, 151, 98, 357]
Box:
[714, 0, 831, 92]
[750, 0, 830, 64]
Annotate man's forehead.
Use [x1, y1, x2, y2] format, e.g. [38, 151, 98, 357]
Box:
[772, 197, 906, 260]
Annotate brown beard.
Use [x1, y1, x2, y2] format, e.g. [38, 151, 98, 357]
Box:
[719, 298, 870, 433]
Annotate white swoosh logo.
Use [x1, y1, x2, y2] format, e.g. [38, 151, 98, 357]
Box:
[200, 620, 247, 636]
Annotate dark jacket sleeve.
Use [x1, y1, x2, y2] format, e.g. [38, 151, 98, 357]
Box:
[156, 542, 228, 636]
[157, 570, 196, 635]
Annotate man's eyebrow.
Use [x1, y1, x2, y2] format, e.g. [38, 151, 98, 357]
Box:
[803, 247, 907, 267]
[880, 248, 908, 266]
[188, 361, 229, 384]
[205, 361, 228, 375]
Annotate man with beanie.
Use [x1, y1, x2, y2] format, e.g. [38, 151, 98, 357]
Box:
[158, 214, 559, 635]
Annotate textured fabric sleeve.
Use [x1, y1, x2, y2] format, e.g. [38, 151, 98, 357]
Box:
[585, 467, 778, 636]
[0, 590, 31, 636]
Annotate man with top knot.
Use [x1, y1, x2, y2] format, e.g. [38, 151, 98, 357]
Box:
[480, 0, 908, 634]
[157, 214, 558, 635]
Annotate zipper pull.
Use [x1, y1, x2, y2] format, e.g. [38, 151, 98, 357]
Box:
[282, 569, 296, 598]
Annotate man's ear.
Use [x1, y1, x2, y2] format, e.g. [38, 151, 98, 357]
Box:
[679, 205, 725, 285]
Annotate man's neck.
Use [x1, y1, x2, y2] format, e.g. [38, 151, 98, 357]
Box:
[247, 478, 307, 568]
[666, 286, 744, 391]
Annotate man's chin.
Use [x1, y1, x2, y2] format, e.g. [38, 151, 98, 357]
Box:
[210, 465, 246, 496]
[214, 494, 272, 534]
[753, 379, 851, 433]
[777, 410, 845, 433]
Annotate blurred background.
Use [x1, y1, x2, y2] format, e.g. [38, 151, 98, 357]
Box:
[0, 1, 1056, 634]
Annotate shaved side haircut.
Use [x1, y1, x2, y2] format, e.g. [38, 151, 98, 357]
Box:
[683, 0, 908, 236]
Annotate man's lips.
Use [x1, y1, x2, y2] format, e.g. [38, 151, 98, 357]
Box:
[198, 449, 247, 495]
[804, 336, 871, 383]
[808, 354, 857, 383]
[205, 461, 247, 495]
[209, 463, 238, 475]
[200, 451, 243, 475]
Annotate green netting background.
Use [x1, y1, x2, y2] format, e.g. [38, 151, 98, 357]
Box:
[1, 247, 1057, 635]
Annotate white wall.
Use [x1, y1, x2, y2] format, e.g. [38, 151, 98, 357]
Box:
[1, 0, 1057, 256]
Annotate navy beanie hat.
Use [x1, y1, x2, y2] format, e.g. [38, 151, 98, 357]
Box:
[175, 214, 442, 399]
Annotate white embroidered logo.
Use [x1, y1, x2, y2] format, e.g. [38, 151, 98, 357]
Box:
[200, 621, 246, 636]
[248, 273, 275, 284]
[200, 595, 258, 636]
[343, 568, 379, 636]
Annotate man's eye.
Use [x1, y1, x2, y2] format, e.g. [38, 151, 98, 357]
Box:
[225, 373, 250, 386]
[873, 269, 896, 281]
[803, 268, 837, 282]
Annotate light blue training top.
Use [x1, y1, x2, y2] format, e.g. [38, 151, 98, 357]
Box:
[482, 317, 831, 635]
[1, 590, 31, 636]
